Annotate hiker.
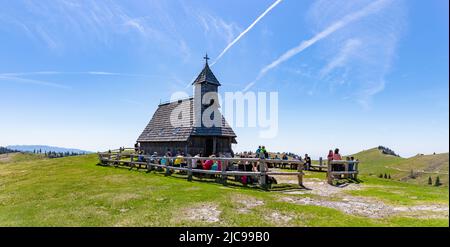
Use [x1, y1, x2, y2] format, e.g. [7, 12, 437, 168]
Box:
[255, 146, 262, 158]
[349, 156, 355, 171]
[203, 155, 215, 170]
[282, 153, 288, 169]
[146, 152, 158, 172]
[192, 153, 201, 169]
[260, 146, 267, 159]
[304, 154, 311, 170]
[333, 148, 342, 160]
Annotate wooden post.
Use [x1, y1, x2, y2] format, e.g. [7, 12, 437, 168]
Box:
[221, 160, 227, 185]
[187, 159, 193, 182]
[146, 158, 151, 173]
[298, 162, 303, 187]
[327, 160, 333, 185]
[354, 161, 359, 180]
[129, 155, 134, 170]
[319, 157, 323, 171]
[259, 159, 267, 189]
[344, 161, 349, 179]
[165, 158, 171, 176]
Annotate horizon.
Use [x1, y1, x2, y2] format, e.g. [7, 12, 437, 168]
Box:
[1, 0, 449, 159]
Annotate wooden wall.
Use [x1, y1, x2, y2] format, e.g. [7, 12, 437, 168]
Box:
[140, 136, 233, 156]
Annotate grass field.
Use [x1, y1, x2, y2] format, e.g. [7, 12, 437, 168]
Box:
[352, 148, 449, 186]
[0, 152, 448, 226]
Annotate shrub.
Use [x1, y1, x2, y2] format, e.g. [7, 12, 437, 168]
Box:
[379, 174, 383, 178]
[428, 176, 432, 185]
[384, 173, 387, 179]
[435, 176, 441, 186]
[388, 174, 391, 179]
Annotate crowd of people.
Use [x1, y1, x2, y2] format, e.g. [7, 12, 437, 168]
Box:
[129, 143, 358, 184]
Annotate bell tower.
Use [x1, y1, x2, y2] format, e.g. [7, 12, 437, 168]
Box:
[193, 54, 221, 127]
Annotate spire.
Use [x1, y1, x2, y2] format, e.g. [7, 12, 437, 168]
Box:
[192, 53, 221, 86]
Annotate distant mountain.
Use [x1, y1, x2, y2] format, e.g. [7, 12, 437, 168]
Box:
[0, 146, 20, 154]
[6, 145, 92, 154]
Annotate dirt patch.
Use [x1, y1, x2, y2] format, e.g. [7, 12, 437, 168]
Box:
[282, 181, 362, 197]
[184, 203, 221, 223]
[232, 195, 265, 213]
[281, 196, 449, 219]
[264, 211, 294, 225]
[0, 153, 16, 163]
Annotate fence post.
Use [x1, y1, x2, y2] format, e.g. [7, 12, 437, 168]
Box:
[344, 161, 349, 179]
[354, 161, 359, 180]
[221, 160, 228, 185]
[259, 159, 267, 189]
[165, 158, 171, 176]
[129, 155, 134, 170]
[146, 158, 151, 173]
[298, 162, 304, 187]
[188, 159, 193, 182]
[327, 160, 333, 185]
[319, 157, 323, 171]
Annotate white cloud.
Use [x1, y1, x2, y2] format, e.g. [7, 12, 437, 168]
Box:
[0, 75, 70, 89]
[244, 0, 406, 107]
[212, 0, 283, 65]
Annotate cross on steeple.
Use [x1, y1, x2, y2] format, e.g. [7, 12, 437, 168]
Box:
[203, 53, 210, 64]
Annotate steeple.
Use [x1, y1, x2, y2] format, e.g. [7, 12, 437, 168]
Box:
[192, 53, 221, 86]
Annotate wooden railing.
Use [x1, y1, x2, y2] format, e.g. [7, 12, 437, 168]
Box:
[327, 160, 360, 184]
[97, 150, 305, 189]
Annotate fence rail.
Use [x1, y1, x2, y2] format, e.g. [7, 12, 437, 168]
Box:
[98, 149, 360, 187]
[97, 150, 305, 189]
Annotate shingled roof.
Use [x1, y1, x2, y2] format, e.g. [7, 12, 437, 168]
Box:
[137, 98, 236, 142]
[192, 62, 221, 86]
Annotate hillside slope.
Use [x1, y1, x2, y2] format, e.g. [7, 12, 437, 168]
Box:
[0, 153, 448, 226]
[353, 148, 449, 186]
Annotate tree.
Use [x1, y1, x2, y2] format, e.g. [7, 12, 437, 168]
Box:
[428, 176, 432, 185]
[435, 176, 441, 186]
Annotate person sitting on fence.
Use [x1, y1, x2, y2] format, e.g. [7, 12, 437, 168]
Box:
[260, 146, 268, 159]
[138, 151, 145, 162]
[282, 153, 288, 169]
[174, 154, 184, 167]
[255, 146, 262, 158]
[303, 154, 311, 170]
[203, 155, 214, 170]
[146, 152, 158, 173]
[333, 148, 344, 177]
[327, 149, 334, 171]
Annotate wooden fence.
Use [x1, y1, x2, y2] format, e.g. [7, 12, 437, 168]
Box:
[97, 149, 305, 189]
[327, 160, 360, 184]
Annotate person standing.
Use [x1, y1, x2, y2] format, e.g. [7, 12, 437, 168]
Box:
[304, 154, 311, 171]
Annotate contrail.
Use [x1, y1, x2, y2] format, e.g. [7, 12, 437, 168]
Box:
[0, 75, 70, 89]
[211, 0, 283, 66]
[243, 0, 390, 92]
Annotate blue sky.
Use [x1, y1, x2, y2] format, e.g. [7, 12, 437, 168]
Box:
[0, 0, 448, 158]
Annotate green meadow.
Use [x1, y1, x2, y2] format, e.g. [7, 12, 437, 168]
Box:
[0, 150, 448, 227]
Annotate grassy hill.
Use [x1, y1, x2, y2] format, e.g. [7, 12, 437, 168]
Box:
[0, 153, 448, 226]
[352, 148, 449, 186]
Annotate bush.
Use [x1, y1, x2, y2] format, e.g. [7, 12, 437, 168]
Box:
[435, 176, 441, 186]
[379, 174, 383, 178]
[428, 176, 432, 185]
[388, 174, 391, 179]
[384, 173, 387, 179]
